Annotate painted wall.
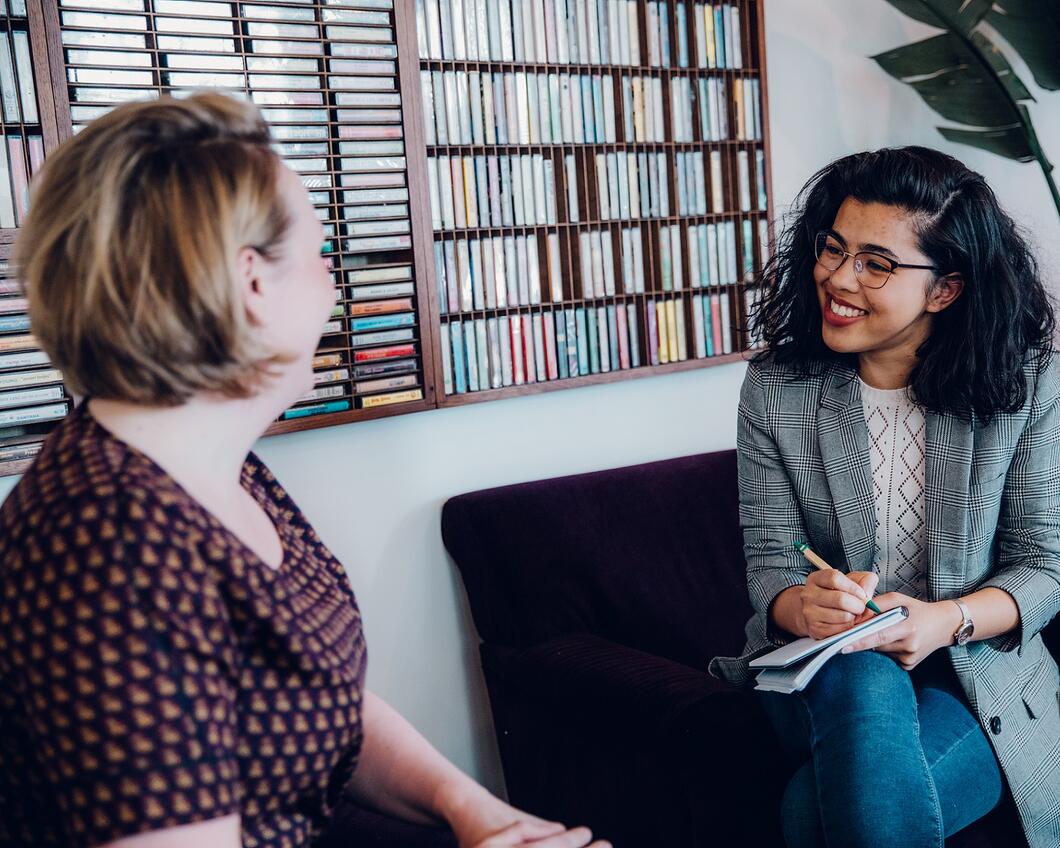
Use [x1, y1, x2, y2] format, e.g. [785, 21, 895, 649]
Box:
[3, 0, 1058, 793]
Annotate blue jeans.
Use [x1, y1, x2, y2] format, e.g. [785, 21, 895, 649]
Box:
[758, 650, 1004, 848]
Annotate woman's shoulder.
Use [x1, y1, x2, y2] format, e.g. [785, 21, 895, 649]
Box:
[743, 350, 838, 411]
[1025, 347, 1060, 394]
[1014, 347, 1060, 425]
[1, 404, 133, 535]
[0, 403, 209, 558]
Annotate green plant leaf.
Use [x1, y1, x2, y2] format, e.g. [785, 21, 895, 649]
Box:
[882, 0, 991, 34]
[986, 1, 1060, 91]
[969, 30, 1033, 103]
[872, 32, 1028, 127]
[937, 125, 1034, 161]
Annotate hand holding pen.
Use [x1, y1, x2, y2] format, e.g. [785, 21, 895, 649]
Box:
[794, 542, 881, 641]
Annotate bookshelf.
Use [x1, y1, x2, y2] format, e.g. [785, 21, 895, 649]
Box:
[416, 0, 772, 405]
[0, 0, 771, 475]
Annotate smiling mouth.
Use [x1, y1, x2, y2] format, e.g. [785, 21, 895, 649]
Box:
[827, 295, 868, 319]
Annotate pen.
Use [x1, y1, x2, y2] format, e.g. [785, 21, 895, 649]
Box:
[794, 541, 882, 614]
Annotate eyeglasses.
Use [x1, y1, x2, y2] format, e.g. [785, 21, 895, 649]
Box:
[814, 231, 940, 289]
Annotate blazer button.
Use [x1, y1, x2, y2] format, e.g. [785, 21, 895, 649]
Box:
[990, 716, 1002, 735]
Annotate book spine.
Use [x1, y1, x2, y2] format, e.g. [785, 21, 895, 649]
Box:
[510, 314, 524, 385]
[487, 317, 503, 388]
[646, 300, 659, 365]
[500, 314, 514, 385]
[475, 318, 490, 390]
[7, 137, 28, 226]
[361, 389, 424, 408]
[555, 311, 570, 378]
[709, 292, 722, 355]
[543, 311, 558, 380]
[575, 308, 590, 374]
[665, 298, 679, 362]
[0, 139, 13, 229]
[522, 313, 536, 383]
[615, 302, 630, 368]
[627, 303, 641, 367]
[532, 313, 547, 380]
[606, 304, 619, 370]
[720, 289, 733, 354]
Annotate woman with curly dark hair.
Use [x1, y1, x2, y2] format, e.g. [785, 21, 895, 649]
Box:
[710, 146, 1060, 847]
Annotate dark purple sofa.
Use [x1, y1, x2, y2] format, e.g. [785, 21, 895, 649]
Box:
[442, 449, 1052, 847]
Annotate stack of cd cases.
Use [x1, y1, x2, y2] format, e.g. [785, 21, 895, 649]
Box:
[0, 260, 68, 470]
[0, 1, 68, 472]
[58, 0, 431, 426]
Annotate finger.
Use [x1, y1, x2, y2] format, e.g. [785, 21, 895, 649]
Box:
[817, 587, 872, 617]
[510, 820, 567, 840]
[480, 820, 566, 846]
[521, 826, 597, 847]
[479, 820, 531, 846]
[804, 604, 857, 625]
[868, 592, 910, 613]
[809, 569, 868, 601]
[842, 622, 910, 654]
[850, 571, 879, 598]
[807, 621, 859, 640]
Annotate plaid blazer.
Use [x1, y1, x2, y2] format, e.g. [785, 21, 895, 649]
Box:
[709, 352, 1060, 848]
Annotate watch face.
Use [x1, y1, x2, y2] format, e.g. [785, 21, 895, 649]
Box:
[956, 622, 974, 646]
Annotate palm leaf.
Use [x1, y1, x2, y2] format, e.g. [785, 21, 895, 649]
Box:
[873, 32, 1031, 129]
[874, 0, 1060, 217]
[938, 115, 1034, 162]
[985, 1, 1060, 91]
[883, 0, 991, 33]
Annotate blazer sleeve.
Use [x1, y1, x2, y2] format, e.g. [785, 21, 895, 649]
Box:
[738, 361, 813, 641]
[980, 351, 1060, 652]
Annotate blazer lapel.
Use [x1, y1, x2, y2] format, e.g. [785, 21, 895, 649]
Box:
[924, 411, 973, 601]
[817, 362, 877, 573]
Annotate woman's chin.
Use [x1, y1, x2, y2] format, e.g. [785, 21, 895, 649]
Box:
[821, 323, 865, 354]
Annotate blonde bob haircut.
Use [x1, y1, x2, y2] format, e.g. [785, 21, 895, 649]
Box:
[15, 92, 291, 405]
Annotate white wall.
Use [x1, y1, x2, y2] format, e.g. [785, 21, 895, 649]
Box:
[3, 0, 1058, 794]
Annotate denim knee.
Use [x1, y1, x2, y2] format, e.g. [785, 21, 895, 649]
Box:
[800, 650, 915, 719]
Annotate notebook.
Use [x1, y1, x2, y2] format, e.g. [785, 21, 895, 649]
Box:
[750, 606, 909, 694]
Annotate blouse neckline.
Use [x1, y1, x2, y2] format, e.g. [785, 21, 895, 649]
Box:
[77, 400, 289, 576]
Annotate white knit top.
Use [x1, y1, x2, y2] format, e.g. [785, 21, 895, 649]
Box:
[859, 377, 927, 599]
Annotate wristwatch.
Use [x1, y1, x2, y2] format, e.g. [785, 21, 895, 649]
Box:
[952, 599, 974, 646]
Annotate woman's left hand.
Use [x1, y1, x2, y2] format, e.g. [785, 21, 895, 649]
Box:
[439, 780, 608, 848]
[841, 593, 962, 670]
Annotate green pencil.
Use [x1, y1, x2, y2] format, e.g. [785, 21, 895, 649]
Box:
[794, 541, 883, 615]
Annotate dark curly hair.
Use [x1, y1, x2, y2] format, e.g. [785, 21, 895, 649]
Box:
[753, 146, 1054, 423]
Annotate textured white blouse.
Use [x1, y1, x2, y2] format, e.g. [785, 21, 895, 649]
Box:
[859, 377, 927, 599]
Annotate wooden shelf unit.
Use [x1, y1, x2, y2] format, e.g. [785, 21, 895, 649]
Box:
[0, 0, 772, 476]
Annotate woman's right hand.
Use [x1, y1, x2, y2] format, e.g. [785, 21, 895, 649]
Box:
[799, 569, 879, 640]
[472, 820, 609, 848]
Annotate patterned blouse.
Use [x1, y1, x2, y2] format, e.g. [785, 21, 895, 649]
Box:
[0, 402, 368, 848]
[858, 378, 928, 600]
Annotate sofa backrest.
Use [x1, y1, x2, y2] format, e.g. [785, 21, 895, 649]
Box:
[442, 451, 753, 669]
[443, 449, 1060, 668]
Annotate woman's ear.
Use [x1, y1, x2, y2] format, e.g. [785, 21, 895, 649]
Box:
[926, 273, 964, 313]
[238, 246, 267, 326]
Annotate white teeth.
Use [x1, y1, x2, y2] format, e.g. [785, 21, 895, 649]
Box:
[829, 298, 867, 319]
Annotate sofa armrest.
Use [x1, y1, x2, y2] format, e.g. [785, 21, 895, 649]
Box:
[483, 632, 744, 734]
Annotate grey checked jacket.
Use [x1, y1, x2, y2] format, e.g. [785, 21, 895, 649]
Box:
[709, 352, 1060, 848]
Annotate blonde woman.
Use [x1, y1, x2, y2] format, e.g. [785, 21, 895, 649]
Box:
[0, 93, 607, 848]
